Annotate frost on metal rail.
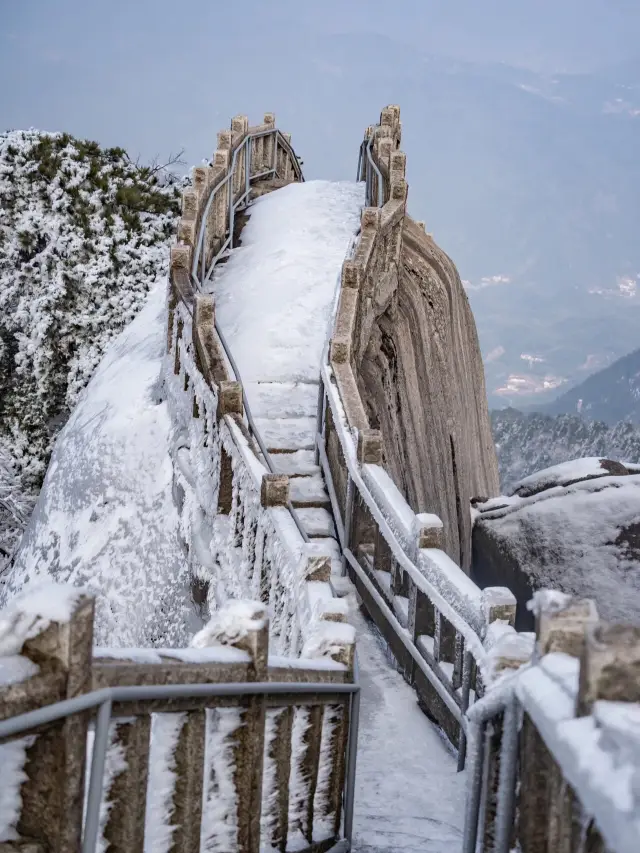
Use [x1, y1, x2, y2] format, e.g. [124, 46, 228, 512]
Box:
[177, 112, 309, 546]
[0, 585, 359, 853]
[462, 594, 640, 853]
[317, 104, 530, 763]
[165, 113, 347, 661]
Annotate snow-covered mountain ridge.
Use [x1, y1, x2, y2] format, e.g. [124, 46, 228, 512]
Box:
[0, 129, 180, 568]
[492, 407, 640, 491]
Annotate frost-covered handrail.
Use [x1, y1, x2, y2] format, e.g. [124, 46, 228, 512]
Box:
[462, 595, 640, 853]
[364, 136, 384, 207]
[213, 315, 310, 544]
[315, 105, 523, 758]
[0, 587, 359, 853]
[169, 113, 310, 547]
[191, 125, 303, 284]
[167, 297, 340, 658]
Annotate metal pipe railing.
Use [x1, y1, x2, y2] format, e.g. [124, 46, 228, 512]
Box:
[0, 676, 360, 853]
[364, 137, 384, 208]
[183, 125, 310, 544]
[192, 127, 303, 284]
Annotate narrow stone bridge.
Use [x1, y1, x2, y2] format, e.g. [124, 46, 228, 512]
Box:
[1, 108, 639, 853]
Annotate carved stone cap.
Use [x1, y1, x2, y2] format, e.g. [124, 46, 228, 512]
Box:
[577, 622, 640, 715]
[261, 473, 290, 507]
[357, 429, 383, 465]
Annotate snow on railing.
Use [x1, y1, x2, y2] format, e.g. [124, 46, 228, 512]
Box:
[0, 583, 358, 853]
[317, 105, 525, 758]
[462, 592, 640, 853]
[166, 293, 342, 659]
[165, 115, 345, 661]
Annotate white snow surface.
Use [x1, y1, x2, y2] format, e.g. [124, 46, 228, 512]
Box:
[518, 655, 640, 853]
[191, 600, 266, 649]
[0, 654, 38, 686]
[477, 473, 640, 623]
[0, 736, 36, 842]
[1, 283, 196, 647]
[144, 713, 186, 853]
[212, 180, 363, 389]
[0, 580, 86, 654]
[511, 457, 617, 496]
[348, 598, 465, 852]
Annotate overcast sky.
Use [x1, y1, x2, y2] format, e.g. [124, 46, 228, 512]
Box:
[2, 1, 639, 173]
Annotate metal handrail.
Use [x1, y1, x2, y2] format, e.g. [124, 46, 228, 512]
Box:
[0, 675, 360, 853]
[364, 137, 384, 208]
[313, 132, 487, 769]
[213, 317, 310, 543]
[182, 125, 310, 544]
[192, 128, 304, 283]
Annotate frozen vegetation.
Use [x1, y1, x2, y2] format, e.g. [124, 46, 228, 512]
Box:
[0, 129, 180, 571]
[491, 407, 640, 491]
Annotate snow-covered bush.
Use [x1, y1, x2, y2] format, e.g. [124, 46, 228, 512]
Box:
[492, 407, 640, 492]
[0, 129, 180, 571]
[0, 446, 34, 569]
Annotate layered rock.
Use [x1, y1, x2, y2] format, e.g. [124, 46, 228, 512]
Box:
[356, 216, 500, 570]
[472, 458, 640, 628]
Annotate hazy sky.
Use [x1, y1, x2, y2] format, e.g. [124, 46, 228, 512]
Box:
[2, 1, 639, 172]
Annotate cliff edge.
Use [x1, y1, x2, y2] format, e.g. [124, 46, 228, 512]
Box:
[356, 216, 500, 570]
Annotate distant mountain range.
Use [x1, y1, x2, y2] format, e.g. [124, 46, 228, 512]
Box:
[491, 407, 640, 492]
[534, 346, 640, 424]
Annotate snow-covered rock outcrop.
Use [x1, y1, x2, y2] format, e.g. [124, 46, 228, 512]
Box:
[472, 458, 640, 628]
[0, 284, 195, 647]
[0, 130, 180, 569]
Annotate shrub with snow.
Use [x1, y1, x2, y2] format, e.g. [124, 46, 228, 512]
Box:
[0, 129, 180, 570]
[492, 407, 640, 491]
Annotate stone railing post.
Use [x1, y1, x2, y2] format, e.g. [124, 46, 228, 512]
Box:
[414, 512, 444, 553]
[534, 593, 598, 659]
[357, 429, 382, 465]
[261, 473, 290, 508]
[101, 715, 151, 853]
[263, 112, 276, 174]
[294, 614, 356, 847]
[518, 592, 599, 853]
[212, 131, 231, 252]
[191, 601, 268, 853]
[475, 588, 524, 851]
[0, 586, 94, 853]
[577, 623, 640, 716]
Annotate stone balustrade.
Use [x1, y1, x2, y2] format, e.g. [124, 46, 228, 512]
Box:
[165, 115, 337, 659]
[0, 584, 356, 853]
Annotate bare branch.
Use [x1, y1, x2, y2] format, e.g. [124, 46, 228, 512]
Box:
[148, 148, 186, 177]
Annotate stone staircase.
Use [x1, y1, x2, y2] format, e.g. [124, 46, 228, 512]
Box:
[247, 378, 343, 571]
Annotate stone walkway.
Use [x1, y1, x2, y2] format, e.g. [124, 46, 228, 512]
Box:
[348, 597, 466, 853]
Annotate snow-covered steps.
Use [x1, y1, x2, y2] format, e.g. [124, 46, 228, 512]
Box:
[212, 179, 362, 566]
[255, 417, 316, 452]
[295, 507, 336, 538]
[289, 474, 330, 508]
[245, 381, 318, 419]
[270, 450, 320, 477]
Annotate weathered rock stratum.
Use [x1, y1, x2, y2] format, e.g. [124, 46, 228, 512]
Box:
[472, 458, 640, 629]
[357, 216, 500, 570]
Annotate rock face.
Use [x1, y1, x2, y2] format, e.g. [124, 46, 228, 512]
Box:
[357, 216, 500, 570]
[472, 458, 640, 629]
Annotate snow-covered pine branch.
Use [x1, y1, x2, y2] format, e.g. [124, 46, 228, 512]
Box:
[0, 129, 181, 571]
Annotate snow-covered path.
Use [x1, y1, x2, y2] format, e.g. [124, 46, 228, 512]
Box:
[213, 180, 363, 387]
[213, 180, 465, 851]
[350, 600, 465, 852]
[213, 180, 364, 538]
